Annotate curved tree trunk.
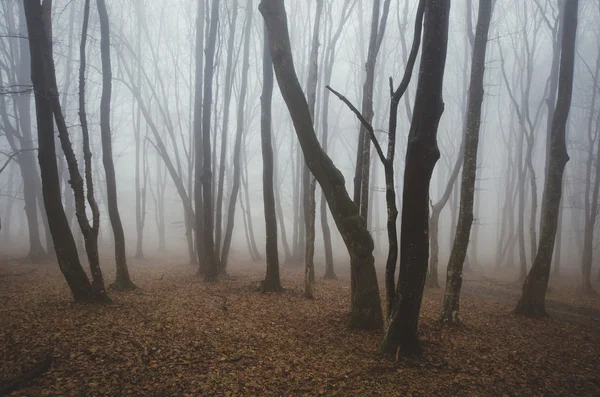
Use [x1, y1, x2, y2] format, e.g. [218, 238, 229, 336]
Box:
[260, 0, 383, 330]
[515, 0, 579, 316]
[23, 0, 95, 302]
[440, 0, 493, 325]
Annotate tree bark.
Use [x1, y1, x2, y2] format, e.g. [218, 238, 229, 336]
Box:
[260, 24, 283, 293]
[515, 0, 578, 316]
[260, 0, 383, 330]
[23, 0, 95, 302]
[198, 0, 220, 282]
[379, 0, 450, 355]
[440, 0, 493, 325]
[97, 0, 136, 291]
[76, 0, 110, 302]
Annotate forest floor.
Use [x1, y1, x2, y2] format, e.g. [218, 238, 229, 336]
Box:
[1, 259, 599, 396]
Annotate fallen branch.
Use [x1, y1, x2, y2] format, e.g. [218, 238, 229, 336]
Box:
[0, 352, 52, 396]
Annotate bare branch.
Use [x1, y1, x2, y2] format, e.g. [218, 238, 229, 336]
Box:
[325, 85, 387, 165]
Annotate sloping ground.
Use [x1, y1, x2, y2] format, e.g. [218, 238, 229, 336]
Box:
[1, 262, 599, 396]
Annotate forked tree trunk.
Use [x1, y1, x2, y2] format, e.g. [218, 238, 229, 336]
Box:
[23, 0, 95, 302]
[76, 0, 110, 302]
[260, 25, 283, 293]
[97, 0, 136, 291]
[221, 0, 254, 270]
[379, 0, 450, 355]
[515, 0, 578, 316]
[260, 0, 383, 330]
[440, 0, 493, 325]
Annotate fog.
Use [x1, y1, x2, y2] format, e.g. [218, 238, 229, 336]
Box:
[1, 0, 599, 280]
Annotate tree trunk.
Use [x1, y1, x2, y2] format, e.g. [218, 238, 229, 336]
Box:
[260, 24, 283, 293]
[16, 1, 46, 260]
[303, 0, 323, 295]
[379, 0, 450, 355]
[215, 0, 239, 271]
[76, 0, 110, 302]
[440, 0, 493, 325]
[23, 0, 95, 302]
[353, 0, 391, 221]
[221, 0, 253, 270]
[515, 0, 578, 316]
[199, 0, 220, 282]
[97, 0, 136, 291]
[304, 177, 317, 298]
[260, 0, 383, 330]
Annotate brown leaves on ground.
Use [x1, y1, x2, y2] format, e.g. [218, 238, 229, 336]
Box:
[1, 261, 599, 396]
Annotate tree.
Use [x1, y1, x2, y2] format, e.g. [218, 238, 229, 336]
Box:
[0, 1, 47, 260]
[328, 0, 424, 320]
[379, 0, 450, 355]
[215, 0, 239, 270]
[515, 0, 579, 316]
[259, 23, 283, 293]
[23, 0, 96, 302]
[260, 0, 383, 330]
[97, 0, 136, 291]
[320, 0, 357, 280]
[353, 0, 391, 222]
[303, 0, 324, 299]
[579, 38, 600, 294]
[440, 0, 494, 325]
[221, 0, 253, 271]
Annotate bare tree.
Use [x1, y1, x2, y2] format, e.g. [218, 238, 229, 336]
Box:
[215, 0, 239, 270]
[515, 0, 579, 316]
[440, 0, 494, 325]
[260, 0, 383, 330]
[259, 23, 283, 293]
[23, 0, 96, 302]
[97, 0, 136, 290]
[221, 0, 254, 270]
[379, 0, 450, 356]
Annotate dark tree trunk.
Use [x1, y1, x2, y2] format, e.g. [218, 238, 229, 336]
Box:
[23, 0, 95, 302]
[75, 0, 110, 302]
[199, 0, 220, 282]
[440, 0, 493, 325]
[97, 0, 136, 291]
[221, 0, 253, 270]
[260, 24, 283, 293]
[379, 0, 450, 355]
[260, 0, 383, 330]
[16, 1, 46, 260]
[515, 0, 578, 316]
